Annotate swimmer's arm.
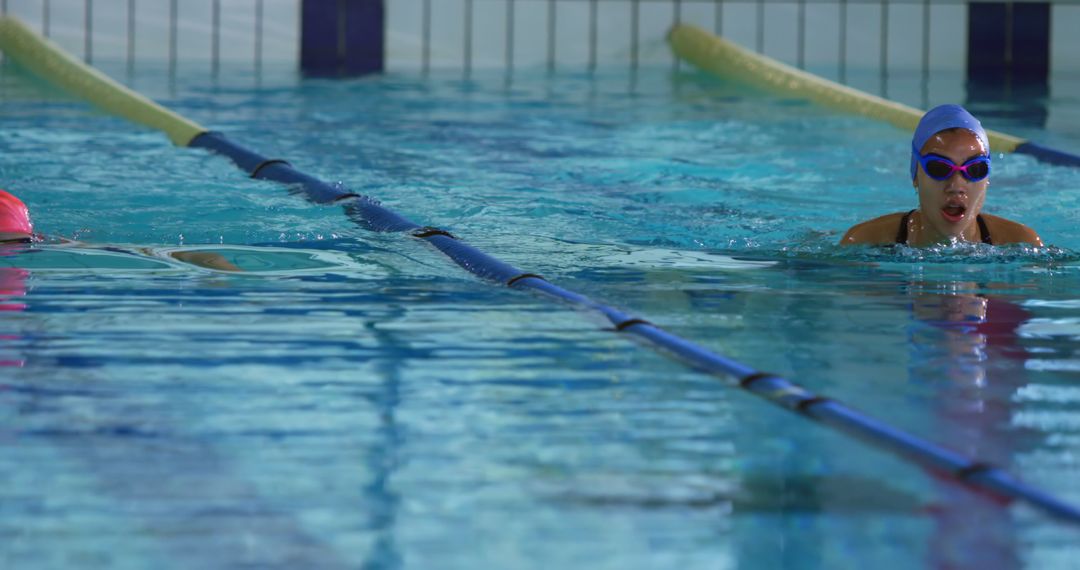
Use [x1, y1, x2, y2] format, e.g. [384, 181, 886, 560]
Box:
[170, 251, 242, 271]
[839, 213, 906, 246]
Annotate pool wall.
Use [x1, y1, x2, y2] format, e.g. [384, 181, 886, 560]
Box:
[2, 0, 1079, 78]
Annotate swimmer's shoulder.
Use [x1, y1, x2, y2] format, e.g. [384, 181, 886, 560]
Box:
[980, 213, 1044, 246]
[839, 212, 908, 246]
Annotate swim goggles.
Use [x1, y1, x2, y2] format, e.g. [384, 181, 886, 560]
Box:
[913, 146, 991, 182]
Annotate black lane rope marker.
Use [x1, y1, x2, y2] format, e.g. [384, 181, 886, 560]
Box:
[956, 463, 996, 481]
[3, 15, 1078, 524]
[250, 158, 291, 179]
[412, 227, 457, 239]
[614, 318, 652, 331]
[795, 396, 831, 415]
[739, 371, 777, 389]
[506, 273, 545, 287]
[331, 193, 361, 203]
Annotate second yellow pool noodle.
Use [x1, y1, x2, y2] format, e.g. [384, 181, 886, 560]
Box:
[668, 24, 1024, 153]
[0, 15, 206, 147]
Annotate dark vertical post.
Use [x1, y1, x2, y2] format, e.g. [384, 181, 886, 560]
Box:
[1005, 1, 1015, 73]
[547, 0, 555, 73]
[43, 0, 50, 37]
[344, 0, 383, 75]
[673, 0, 681, 70]
[464, 0, 473, 77]
[212, 0, 220, 77]
[85, 0, 93, 63]
[168, 0, 177, 78]
[301, 0, 342, 75]
[338, 0, 347, 69]
[127, 0, 135, 75]
[796, 0, 805, 69]
[966, 3, 1051, 84]
[1010, 2, 1051, 127]
[301, 0, 384, 76]
[715, 0, 723, 35]
[255, 0, 263, 75]
[756, 0, 763, 53]
[839, 0, 847, 84]
[879, 0, 888, 97]
[921, 0, 930, 108]
[967, 2, 1010, 85]
[922, 0, 930, 76]
[588, 0, 598, 72]
[966, 2, 1049, 125]
[630, 0, 639, 70]
[421, 0, 430, 74]
[1011, 2, 1050, 84]
[506, 0, 514, 74]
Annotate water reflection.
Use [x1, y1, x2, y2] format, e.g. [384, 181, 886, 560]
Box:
[0, 264, 364, 567]
[0, 267, 29, 367]
[908, 282, 1029, 569]
[0, 247, 405, 567]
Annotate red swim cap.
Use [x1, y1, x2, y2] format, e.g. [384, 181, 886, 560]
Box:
[0, 189, 33, 235]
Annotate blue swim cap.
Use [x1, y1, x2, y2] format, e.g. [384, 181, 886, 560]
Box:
[910, 104, 989, 180]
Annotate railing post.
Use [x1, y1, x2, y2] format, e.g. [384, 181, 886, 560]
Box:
[967, 1, 1049, 88]
[966, 1, 1049, 125]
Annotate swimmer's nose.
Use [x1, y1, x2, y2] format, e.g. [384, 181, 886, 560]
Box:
[943, 174, 968, 193]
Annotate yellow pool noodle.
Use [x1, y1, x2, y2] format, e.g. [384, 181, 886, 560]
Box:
[668, 23, 1024, 153]
[0, 15, 206, 146]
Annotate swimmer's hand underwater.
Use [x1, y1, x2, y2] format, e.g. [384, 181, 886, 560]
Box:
[841, 105, 1043, 248]
[168, 250, 242, 271]
[0, 187, 242, 271]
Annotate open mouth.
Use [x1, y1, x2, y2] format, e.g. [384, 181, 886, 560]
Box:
[941, 203, 967, 223]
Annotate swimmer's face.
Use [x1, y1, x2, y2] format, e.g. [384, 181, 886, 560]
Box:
[914, 129, 989, 243]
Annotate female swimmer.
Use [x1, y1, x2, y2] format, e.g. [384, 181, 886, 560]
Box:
[840, 104, 1042, 247]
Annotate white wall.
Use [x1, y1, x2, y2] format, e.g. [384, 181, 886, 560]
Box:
[2, 0, 1078, 79]
[384, 0, 974, 74]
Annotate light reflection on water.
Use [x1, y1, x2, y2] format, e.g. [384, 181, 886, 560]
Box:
[1, 64, 1080, 568]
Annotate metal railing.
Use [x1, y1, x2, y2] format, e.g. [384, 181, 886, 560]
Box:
[1, 0, 284, 77]
[1, 0, 1077, 81]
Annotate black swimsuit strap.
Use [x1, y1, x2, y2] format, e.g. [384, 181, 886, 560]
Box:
[896, 209, 916, 245]
[976, 214, 993, 245]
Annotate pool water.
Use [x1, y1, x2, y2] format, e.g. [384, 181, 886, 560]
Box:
[2, 61, 1080, 569]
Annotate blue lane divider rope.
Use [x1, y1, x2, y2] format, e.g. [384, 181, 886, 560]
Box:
[189, 131, 1080, 525]
[1014, 141, 1080, 168]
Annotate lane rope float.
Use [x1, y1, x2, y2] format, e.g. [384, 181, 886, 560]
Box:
[668, 23, 1080, 168]
[3, 15, 1079, 524]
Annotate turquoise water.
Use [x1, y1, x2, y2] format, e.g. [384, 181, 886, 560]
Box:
[2, 62, 1080, 568]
